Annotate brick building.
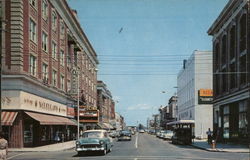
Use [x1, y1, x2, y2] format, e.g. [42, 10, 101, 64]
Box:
[0, 0, 98, 148]
[208, 0, 249, 143]
[97, 81, 115, 130]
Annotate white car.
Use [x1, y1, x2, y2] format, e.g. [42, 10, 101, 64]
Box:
[162, 130, 174, 140]
[139, 129, 145, 133]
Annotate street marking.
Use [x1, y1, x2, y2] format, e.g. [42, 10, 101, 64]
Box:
[135, 133, 138, 149]
[7, 153, 26, 160]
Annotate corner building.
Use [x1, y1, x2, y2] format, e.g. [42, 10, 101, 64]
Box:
[0, 0, 98, 148]
[208, 0, 249, 144]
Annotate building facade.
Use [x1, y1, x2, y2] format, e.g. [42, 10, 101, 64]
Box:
[168, 95, 178, 121]
[177, 51, 213, 139]
[208, 0, 249, 143]
[97, 81, 115, 130]
[1, 0, 98, 148]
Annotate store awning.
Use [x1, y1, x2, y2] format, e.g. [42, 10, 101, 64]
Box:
[1, 111, 18, 126]
[167, 120, 195, 125]
[25, 112, 76, 126]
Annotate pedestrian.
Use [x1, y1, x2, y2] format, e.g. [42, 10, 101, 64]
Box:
[206, 128, 212, 144]
[0, 131, 8, 160]
[54, 132, 60, 143]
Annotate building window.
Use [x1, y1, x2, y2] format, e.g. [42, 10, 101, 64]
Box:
[52, 70, 57, 87]
[29, 0, 36, 8]
[60, 50, 65, 66]
[42, 32, 48, 52]
[229, 63, 236, 89]
[52, 42, 57, 59]
[223, 106, 229, 139]
[229, 26, 236, 60]
[60, 75, 65, 91]
[221, 35, 227, 66]
[60, 21, 65, 37]
[52, 11, 57, 31]
[239, 14, 247, 53]
[42, 63, 48, 83]
[29, 55, 37, 76]
[239, 54, 247, 85]
[74, 51, 78, 66]
[239, 101, 248, 139]
[222, 68, 227, 93]
[29, 19, 36, 42]
[67, 80, 71, 92]
[42, 0, 48, 21]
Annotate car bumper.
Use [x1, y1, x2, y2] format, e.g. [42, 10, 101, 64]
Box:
[76, 147, 105, 152]
[118, 137, 131, 140]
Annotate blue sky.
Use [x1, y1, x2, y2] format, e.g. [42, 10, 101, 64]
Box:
[68, 0, 228, 126]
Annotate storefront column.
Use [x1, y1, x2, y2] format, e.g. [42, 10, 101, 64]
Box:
[9, 112, 23, 148]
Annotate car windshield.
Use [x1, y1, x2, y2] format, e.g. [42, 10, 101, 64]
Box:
[83, 132, 102, 138]
[120, 131, 130, 134]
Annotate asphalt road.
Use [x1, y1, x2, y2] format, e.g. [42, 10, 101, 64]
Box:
[8, 133, 250, 160]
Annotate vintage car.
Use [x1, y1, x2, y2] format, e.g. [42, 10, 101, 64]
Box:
[117, 130, 132, 141]
[75, 130, 113, 155]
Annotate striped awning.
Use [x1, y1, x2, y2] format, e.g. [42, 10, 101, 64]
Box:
[1, 111, 18, 126]
[25, 112, 77, 126]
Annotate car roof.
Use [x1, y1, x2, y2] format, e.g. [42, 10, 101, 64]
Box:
[83, 130, 106, 133]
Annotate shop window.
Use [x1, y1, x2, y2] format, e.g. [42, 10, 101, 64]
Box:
[239, 54, 247, 85]
[24, 124, 33, 143]
[229, 26, 236, 60]
[221, 35, 227, 66]
[239, 101, 248, 138]
[29, 55, 37, 76]
[52, 70, 57, 87]
[52, 42, 57, 59]
[42, 32, 48, 52]
[29, 19, 36, 42]
[223, 106, 229, 139]
[42, 0, 48, 21]
[239, 14, 247, 53]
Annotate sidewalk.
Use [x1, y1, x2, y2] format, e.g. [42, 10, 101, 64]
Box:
[191, 139, 250, 153]
[9, 141, 75, 152]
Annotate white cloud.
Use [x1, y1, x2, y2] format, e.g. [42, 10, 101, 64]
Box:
[127, 104, 154, 111]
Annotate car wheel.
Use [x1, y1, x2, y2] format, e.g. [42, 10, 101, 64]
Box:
[102, 147, 107, 155]
[77, 151, 84, 156]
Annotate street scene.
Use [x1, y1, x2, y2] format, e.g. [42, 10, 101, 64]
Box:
[8, 133, 250, 160]
[0, 0, 250, 159]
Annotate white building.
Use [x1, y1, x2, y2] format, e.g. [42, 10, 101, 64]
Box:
[177, 50, 213, 139]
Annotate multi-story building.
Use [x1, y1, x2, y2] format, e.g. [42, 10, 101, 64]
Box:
[208, 0, 249, 143]
[0, 0, 98, 148]
[177, 50, 213, 139]
[168, 95, 178, 121]
[159, 106, 171, 129]
[97, 81, 115, 129]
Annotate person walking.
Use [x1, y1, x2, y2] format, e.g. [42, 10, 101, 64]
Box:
[0, 131, 8, 160]
[206, 128, 212, 144]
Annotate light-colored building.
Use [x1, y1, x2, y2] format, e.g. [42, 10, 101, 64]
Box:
[177, 50, 213, 139]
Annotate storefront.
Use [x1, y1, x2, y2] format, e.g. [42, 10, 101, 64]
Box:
[213, 99, 248, 144]
[1, 90, 77, 148]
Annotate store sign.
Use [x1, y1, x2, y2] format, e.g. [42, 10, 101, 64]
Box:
[67, 107, 75, 117]
[70, 69, 78, 95]
[2, 90, 67, 116]
[79, 110, 98, 117]
[198, 89, 213, 104]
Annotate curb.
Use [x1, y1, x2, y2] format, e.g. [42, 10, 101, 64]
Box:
[190, 144, 250, 153]
[9, 146, 75, 152]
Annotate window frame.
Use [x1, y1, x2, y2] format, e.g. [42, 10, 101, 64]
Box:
[29, 19, 36, 43]
[42, 32, 48, 52]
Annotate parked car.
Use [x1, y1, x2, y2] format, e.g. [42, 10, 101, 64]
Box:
[118, 130, 132, 141]
[156, 130, 165, 138]
[139, 129, 145, 133]
[162, 130, 174, 140]
[109, 131, 118, 138]
[75, 130, 113, 155]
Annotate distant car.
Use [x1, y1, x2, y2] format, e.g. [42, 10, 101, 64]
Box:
[162, 130, 174, 140]
[139, 129, 145, 133]
[109, 131, 118, 138]
[75, 130, 113, 155]
[118, 130, 132, 141]
[156, 130, 165, 138]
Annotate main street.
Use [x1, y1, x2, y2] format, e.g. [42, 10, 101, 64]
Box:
[9, 133, 249, 160]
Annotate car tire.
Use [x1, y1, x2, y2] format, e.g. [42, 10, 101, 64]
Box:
[77, 151, 84, 156]
[102, 147, 107, 155]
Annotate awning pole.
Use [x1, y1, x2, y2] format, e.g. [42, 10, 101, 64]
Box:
[77, 70, 80, 140]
